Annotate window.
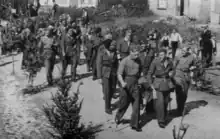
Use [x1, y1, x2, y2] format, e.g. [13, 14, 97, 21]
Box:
[158, 0, 168, 10]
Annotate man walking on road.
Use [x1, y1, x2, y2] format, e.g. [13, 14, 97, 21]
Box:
[200, 25, 213, 67]
[147, 49, 174, 128]
[173, 46, 196, 116]
[115, 44, 142, 132]
[97, 40, 118, 115]
[170, 29, 182, 59]
[38, 26, 56, 85]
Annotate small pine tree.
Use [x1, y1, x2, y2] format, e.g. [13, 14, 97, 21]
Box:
[43, 80, 102, 139]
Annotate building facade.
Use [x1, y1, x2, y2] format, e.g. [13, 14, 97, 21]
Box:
[210, 0, 220, 24]
[39, 0, 99, 7]
[39, 0, 74, 7]
[77, 0, 99, 8]
[149, 0, 211, 23]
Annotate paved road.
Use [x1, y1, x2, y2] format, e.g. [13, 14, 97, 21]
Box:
[1, 52, 220, 139]
[0, 69, 9, 139]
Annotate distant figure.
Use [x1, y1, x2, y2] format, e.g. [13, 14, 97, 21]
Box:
[82, 8, 89, 25]
[169, 29, 182, 59]
[29, 0, 41, 17]
[199, 25, 213, 67]
[52, 0, 59, 18]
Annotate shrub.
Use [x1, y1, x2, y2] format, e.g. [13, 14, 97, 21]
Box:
[43, 80, 102, 139]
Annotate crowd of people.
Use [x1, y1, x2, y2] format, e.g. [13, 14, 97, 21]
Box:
[0, 8, 217, 132]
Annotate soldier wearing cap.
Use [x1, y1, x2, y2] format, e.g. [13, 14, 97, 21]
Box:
[147, 48, 174, 128]
[173, 46, 196, 116]
[61, 28, 79, 81]
[82, 8, 89, 25]
[116, 29, 132, 61]
[84, 28, 95, 72]
[96, 40, 118, 114]
[38, 26, 56, 85]
[90, 27, 103, 80]
[138, 42, 155, 112]
[115, 44, 142, 132]
[199, 25, 213, 67]
[20, 28, 31, 69]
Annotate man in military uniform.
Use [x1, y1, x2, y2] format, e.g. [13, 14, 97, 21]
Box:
[38, 26, 56, 85]
[90, 27, 103, 80]
[20, 28, 31, 69]
[147, 49, 174, 128]
[58, 19, 67, 58]
[84, 28, 95, 72]
[116, 30, 132, 61]
[173, 46, 196, 116]
[148, 29, 160, 55]
[61, 28, 78, 81]
[115, 44, 142, 132]
[97, 40, 118, 115]
[199, 25, 213, 67]
[138, 42, 155, 113]
[82, 8, 89, 26]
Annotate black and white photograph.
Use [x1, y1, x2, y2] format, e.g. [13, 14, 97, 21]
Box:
[0, 0, 219, 138]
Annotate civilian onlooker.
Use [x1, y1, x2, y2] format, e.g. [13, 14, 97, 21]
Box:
[0, 25, 3, 61]
[169, 29, 182, 59]
[160, 32, 170, 49]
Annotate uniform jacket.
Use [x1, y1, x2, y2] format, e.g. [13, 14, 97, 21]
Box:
[200, 30, 212, 50]
[117, 38, 130, 60]
[64, 34, 76, 56]
[174, 54, 196, 93]
[97, 48, 118, 79]
[147, 57, 174, 92]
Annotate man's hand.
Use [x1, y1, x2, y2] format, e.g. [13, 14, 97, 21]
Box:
[213, 52, 217, 56]
[62, 50, 65, 56]
[169, 71, 174, 77]
[189, 66, 196, 71]
[121, 82, 127, 88]
[98, 79, 102, 84]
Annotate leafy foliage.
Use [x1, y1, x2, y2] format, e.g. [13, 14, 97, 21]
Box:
[43, 80, 102, 139]
[108, 21, 201, 46]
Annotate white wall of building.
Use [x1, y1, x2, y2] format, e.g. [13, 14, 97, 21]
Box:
[39, 0, 70, 7]
[77, 0, 99, 8]
[210, 0, 220, 24]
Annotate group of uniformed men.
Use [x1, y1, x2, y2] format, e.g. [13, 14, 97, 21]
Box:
[0, 13, 216, 132]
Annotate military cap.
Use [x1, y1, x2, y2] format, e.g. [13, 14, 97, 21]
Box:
[48, 25, 54, 29]
[130, 44, 140, 52]
[158, 48, 167, 54]
[111, 40, 116, 46]
[103, 39, 112, 49]
[95, 27, 102, 34]
[104, 34, 112, 40]
[125, 29, 132, 34]
[201, 24, 208, 28]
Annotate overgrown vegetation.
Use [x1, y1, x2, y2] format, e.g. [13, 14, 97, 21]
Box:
[43, 80, 102, 139]
[106, 21, 201, 46]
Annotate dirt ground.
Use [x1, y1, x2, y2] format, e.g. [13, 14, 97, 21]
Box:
[1, 17, 220, 138]
[0, 48, 220, 139]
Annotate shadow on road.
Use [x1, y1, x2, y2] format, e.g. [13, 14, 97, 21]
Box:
[21, 72, 93, 95]
[139, 99, 208, 128]
[0, 60, 18, 67]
